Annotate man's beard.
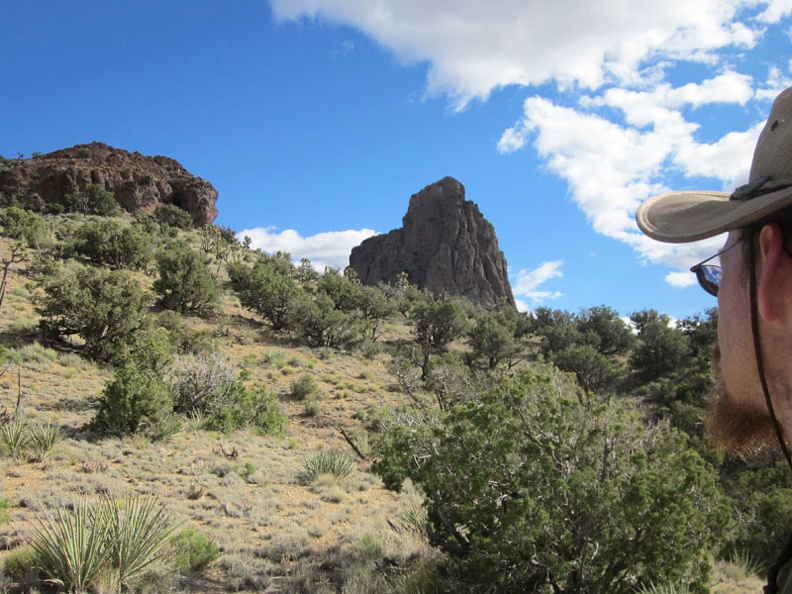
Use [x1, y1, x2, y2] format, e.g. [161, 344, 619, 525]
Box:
[705, 345, 779, 456]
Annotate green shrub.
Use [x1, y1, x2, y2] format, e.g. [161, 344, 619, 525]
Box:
[303, 400, 321, 417]
[31, 498, 113, 592]
[36, 266, 152, 364]
[144, 413, 183, 443]
[169, 528, 220, 571]
[359, 340, 383, 359]
[289, 373, 318, 400]
[204, 383, 288, 436]
[131, 212, 162, 235]
[261, 350, 286, 367]
[0, 418, 64, 462]
[0, 206, 50, 247]
[352, 533, 385, 562]
[157, 310, 216, 355]
[100, 495, 176, 585]
[1, 545, 40, 581]
[723, 460, 792, 572]
[73, 219, 153, 270]
[15, 342, 58, 365]
[227, 257, 302, 331]
[62, 184, 121, 216]
[154, 246, 220, 315]
[371, 364, 727, 594]
[288, 291, 362, 348]
[246, 386, 289, 436]
[89, 365, 173, 439]
[154, 204, 194, 230]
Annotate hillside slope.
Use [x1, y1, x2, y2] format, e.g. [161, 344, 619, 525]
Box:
[0, 229, 428, 593]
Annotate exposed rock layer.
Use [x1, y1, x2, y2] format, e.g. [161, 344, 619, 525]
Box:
[0, 142, 218, 225]
[349, 177, 515, 308]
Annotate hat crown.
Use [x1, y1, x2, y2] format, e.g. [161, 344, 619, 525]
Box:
[750, 87, 792, 183]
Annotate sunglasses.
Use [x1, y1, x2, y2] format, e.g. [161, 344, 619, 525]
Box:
[690, 241, 741, 297]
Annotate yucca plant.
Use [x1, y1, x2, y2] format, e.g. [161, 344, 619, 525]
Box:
[729, 548, 765, 577]
[27, 423, 64, 462]
[185, 408, 207, 431]
[298, 449, 354, 484]
[634, 582, 691, 594]
[0, 417, 31, 460]
[30, 499, 113, 593]
[30, 496, 177, 593]
[98, 495, 177, 588]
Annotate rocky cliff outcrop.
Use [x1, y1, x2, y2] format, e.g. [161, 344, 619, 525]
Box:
[349, 177, 514, 308]
[0, 142, 218, 225]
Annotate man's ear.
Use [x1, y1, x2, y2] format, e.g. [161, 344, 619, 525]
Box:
[757, 223, 792, 324]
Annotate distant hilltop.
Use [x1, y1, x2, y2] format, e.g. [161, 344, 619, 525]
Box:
[0, 142, 218, 226]
[349, 176, 515, 308]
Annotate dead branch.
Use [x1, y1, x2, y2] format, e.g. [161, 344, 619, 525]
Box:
[0, 245, 25, 311]
[338, 426, 367, 461]
[218, 442, 239, 459]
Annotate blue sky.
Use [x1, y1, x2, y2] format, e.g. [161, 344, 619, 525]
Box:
[2, 1, 792, 319]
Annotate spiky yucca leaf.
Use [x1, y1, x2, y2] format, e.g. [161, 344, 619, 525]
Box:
[27, 423, 64, 461]
[298, 449, 354, 484]
[31, 495, 176, 592]
[0, 417, 31, 460]
[100, 495, 176, 585]
[30, 499, 113, 592]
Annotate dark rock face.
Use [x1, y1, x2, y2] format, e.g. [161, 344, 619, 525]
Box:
[0, 142, 218, 225]
[349, 177, 515, 308]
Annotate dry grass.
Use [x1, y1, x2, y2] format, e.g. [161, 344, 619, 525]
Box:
[711, 558, 766, 593]
[0, 238, 428, 592]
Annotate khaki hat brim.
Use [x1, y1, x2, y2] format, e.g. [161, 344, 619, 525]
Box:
[636, 186, 792, 243]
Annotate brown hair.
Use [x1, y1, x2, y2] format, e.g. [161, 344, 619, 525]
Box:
[739, 206, 792, 277]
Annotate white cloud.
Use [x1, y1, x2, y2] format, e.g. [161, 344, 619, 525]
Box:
[756, 0, 792, 22]
[238, 226, 378, 271]
[269, 0, 792, 285]
[666, 270, 698, 289]
[501, 82, 765, 270]
[512, 95, 674, 238]
[270, 0, 769, 108]
[511, 261, 564, 307]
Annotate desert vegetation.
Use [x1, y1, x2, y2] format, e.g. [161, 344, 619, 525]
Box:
[0, 194, 783, 593]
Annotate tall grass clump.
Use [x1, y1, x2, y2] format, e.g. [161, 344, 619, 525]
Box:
[30, 495, 176, 593]
[0, 497, 11, 524]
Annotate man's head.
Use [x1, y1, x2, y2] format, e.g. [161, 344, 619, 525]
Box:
[636, 86, 792, 457]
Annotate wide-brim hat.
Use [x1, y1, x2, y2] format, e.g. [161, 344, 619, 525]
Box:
[636, 86, 792, 243]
